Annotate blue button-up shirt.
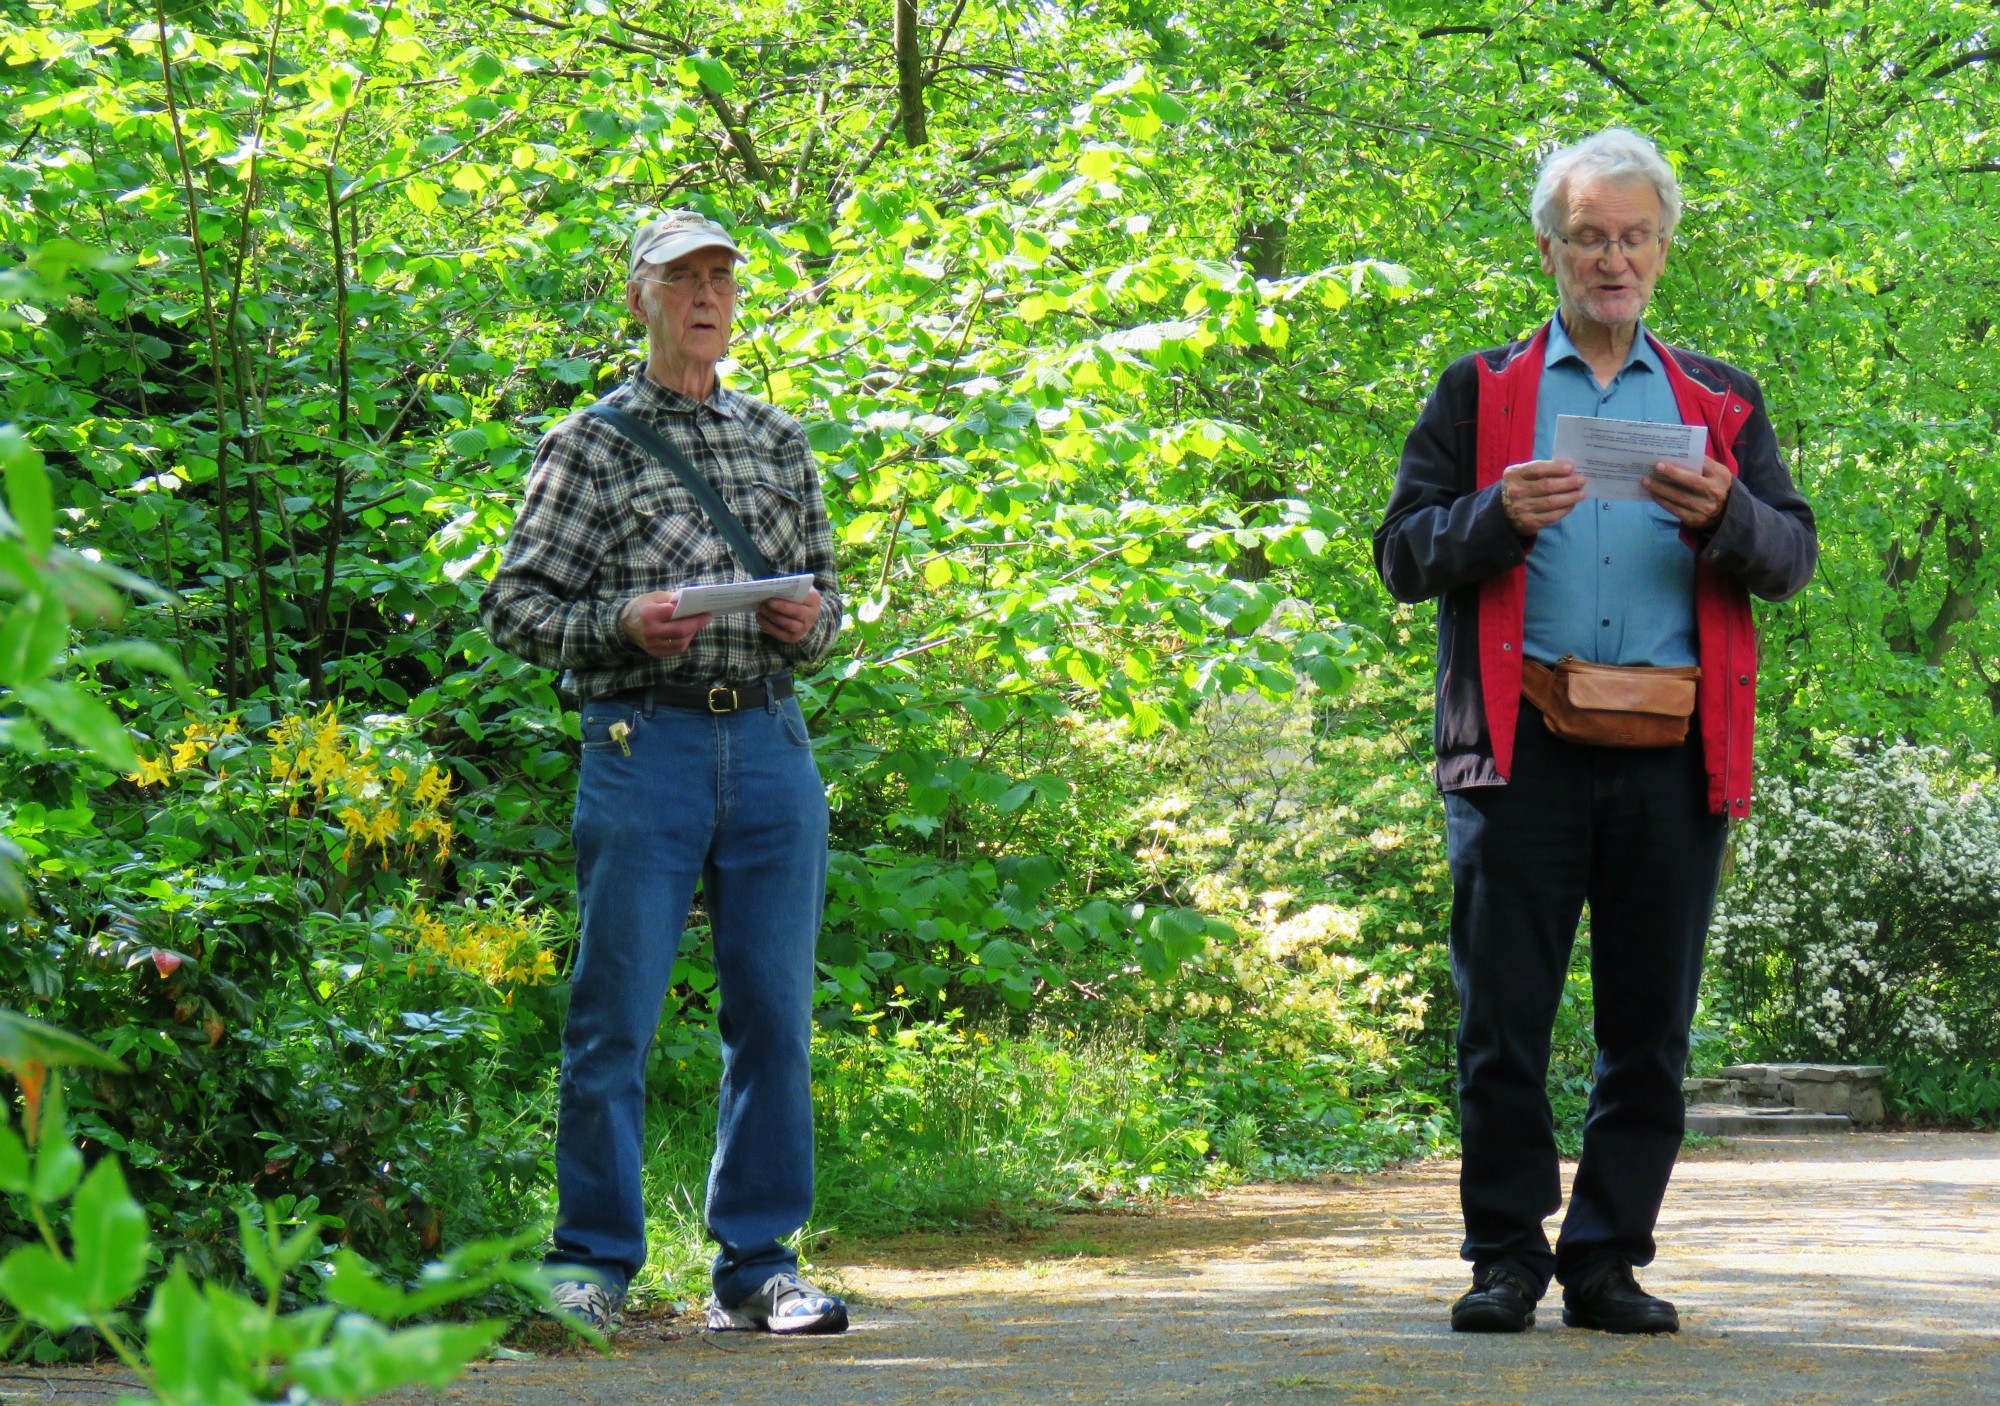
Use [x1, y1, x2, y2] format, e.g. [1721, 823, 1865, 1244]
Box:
[1522, 315, 1697, 667]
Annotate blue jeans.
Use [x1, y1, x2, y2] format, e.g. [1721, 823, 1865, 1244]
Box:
[546, 682, 829, 1307]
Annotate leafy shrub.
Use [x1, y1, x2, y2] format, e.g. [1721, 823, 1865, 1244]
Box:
[1885, 1057, 2000, 1129]
[1116, 672, 1461, 1164]
[1709, 741, 2000, 1062]
[0, 1008, 555, 1399]
[1, 707, 565, 1283]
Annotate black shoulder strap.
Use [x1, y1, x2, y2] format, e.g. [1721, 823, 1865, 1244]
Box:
[585, 402, 773, 579]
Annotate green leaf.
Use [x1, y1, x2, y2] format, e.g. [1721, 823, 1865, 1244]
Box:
[1144, 906, 1208, 965]
[0, 1126, 27, 1194]
[288, 1314, 506, 1398]
[65, 640, 192, 693]
[0, 1244, 86, 1330]
[464, 50, 506, 87]
[684, 54, 735, 94]
[0, 1012, 125, 1074]
[31, 1138, 82, 1204]
[977, 937, 1019, 970]
[805, 420, 851, 453]
[237, 1206, 277, 1299]
[70, 1159, 149, 1312]
[14, 681, 137, 771]
[446, 428, 489, 459]
[0, 591, 67, 689]
[0, 428, 53, 557]
[324, 1249, 405, 1320]
[145, 1264, 249, 1406]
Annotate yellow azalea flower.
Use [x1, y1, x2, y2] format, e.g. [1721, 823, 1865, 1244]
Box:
[413, 766, 452, 808]
[127, 753, 172, 788]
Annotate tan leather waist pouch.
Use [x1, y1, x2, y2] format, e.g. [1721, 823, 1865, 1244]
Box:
[1520, 656, 1699, 748]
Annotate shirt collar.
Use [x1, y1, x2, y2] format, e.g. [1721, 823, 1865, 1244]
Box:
[1545, 313, 1661, 379]
[628, 368, 742, 420]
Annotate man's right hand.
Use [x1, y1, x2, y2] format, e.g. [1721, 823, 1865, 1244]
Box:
[619, 592, 712, 659]
[1500, 459, 1586, 536]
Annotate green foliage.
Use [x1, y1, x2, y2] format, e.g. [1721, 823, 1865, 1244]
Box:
[1885, 1058, 2000, 1130]
[0, 704, 564, 1316]
[0, 421, 183, 910]
[1115, 671, 1459, 1156]
[1, 0, 1998, 1352]
[0, 1011, 552, 1399]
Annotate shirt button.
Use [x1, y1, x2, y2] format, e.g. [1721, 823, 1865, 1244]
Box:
[1739, 674, 1750, 685]
[1502, 642, 1512, 651]
[1601, 618, 1611, 627]
[1603, 556, 1612, 564]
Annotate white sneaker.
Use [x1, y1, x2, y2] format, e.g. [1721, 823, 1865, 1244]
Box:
[704, 1271, 849, 1334]
[549, 1278, 625, 1335]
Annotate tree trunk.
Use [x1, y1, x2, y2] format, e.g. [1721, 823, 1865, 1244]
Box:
[895, 0, 928, 148]
[1229, 213, 1289, 585]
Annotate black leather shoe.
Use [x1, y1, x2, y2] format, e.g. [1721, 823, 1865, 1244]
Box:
[1560, 1260, 1679, 1334]
[1451, 1265, 1538, 1333]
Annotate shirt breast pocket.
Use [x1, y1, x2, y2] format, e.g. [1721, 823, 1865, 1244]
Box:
[727, 478, 804, 568]
[1643, 499, 1684, 533]
[600, 495, 719, 591]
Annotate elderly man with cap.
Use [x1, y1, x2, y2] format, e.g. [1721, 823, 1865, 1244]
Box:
[481, 210, 847, 1335]
[1375, 130, 1816, 1336]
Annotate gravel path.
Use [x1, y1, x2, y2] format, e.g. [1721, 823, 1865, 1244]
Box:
[424, 1131, 2000, 1405]
[5, 1132, 1994, 1404]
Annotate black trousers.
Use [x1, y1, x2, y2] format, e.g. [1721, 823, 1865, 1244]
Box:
[1442, 701, 1727, 1295]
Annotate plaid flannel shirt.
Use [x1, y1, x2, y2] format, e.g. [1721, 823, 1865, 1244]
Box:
[479, 374, 843, 699]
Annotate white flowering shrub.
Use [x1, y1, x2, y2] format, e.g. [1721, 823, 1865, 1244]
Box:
[1709, 741, 2000, 1060]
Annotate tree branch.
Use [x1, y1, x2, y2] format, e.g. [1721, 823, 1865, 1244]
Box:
[1927, 47, 2000, 80]
[1571, 49, 1649, 106]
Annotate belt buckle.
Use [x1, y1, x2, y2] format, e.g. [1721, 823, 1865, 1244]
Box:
[707, 686, 737, 714]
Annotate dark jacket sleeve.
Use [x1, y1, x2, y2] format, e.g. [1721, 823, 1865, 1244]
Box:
[1699, 370, 1817, 602]
[1373, 355, 1530, 603]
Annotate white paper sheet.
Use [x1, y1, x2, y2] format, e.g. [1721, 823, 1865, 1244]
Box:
[1550, 414, 1707, 502]
[667, 572, 815, 619]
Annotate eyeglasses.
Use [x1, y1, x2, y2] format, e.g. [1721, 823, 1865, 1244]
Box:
[1553, 229, 1665, 259]
[636, 271, 742, 296]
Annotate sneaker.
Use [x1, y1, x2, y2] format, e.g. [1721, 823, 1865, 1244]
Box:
[704, 1271, 849, 1335]
[1560, 1259, 1679, 1334]
[549, 1278, 626, 1335]
[1451, 1264, 1538, 1333]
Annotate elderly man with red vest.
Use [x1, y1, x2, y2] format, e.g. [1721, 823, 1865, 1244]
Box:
[1374, 128, 1816, 1336]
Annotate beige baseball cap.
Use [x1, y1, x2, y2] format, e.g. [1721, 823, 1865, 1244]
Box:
[628, 211, 742, 275]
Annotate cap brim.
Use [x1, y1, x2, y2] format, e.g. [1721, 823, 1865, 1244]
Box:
[630, 232, 743, 271]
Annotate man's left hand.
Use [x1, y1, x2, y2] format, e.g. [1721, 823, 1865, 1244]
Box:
[1644, 456, 1734, 532]
[757, 587, 822, 644]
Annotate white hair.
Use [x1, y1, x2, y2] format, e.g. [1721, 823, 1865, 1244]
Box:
[1530, 128, 1681, 238]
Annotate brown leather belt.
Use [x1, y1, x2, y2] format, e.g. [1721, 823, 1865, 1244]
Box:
[1521, 656, 1698, 748]
[595, 675, 794, 715]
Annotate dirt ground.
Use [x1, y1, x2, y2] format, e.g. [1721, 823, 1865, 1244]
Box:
[4, 1131, 1995, 1405]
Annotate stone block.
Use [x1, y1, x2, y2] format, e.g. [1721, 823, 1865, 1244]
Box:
[1685, 1105, 1853, 1136]
[1709, 1063, 1888, 1126]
